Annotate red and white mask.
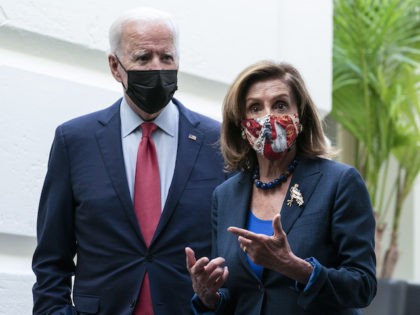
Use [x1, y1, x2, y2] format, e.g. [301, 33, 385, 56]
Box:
[241, 113, 301, 160]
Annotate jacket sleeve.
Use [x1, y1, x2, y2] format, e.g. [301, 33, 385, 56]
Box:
[297, 167, 377, 310]
[191, 290, 231, 315]
[32, 126, 77, 314]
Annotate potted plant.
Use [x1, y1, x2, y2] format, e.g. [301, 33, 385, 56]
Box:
[332, 0, 419, 280]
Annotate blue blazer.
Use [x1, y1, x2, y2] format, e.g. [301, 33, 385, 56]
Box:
[211, 157, 376, 315]
[32, 98, 227, 315]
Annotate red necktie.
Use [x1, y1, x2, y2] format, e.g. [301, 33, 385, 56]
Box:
[134, 122, 161, 315]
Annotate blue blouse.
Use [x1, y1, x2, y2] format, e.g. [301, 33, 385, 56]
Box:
[245, 210, 320, 290]
[246, 211, 273, 279]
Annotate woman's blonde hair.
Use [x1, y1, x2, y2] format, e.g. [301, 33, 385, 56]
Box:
[221, 60, 332, 172]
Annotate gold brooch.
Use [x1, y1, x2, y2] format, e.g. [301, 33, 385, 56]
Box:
[287, 184, 304, 207]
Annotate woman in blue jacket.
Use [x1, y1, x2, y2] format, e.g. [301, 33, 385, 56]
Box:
[186, 60, 376, 314]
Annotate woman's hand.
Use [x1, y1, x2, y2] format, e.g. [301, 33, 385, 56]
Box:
[227, 214, 312, 284]
[185, 247, 229, 310]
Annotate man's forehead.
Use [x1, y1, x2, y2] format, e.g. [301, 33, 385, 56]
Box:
[122, 20, 173, 36]
[122, 25, 174, 44]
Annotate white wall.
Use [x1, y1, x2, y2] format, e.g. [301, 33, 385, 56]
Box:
[0, 1, 335, 314]
[0, 0, 332, 113]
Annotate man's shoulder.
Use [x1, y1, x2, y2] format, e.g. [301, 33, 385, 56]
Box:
[59, 99, 121, 130]
[174, 98, 221, 129]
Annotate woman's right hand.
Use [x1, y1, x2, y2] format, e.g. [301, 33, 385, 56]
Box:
[185, 247, 229, 310]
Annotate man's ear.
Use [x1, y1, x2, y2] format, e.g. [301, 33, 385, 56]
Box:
[108, 54, 123, 83]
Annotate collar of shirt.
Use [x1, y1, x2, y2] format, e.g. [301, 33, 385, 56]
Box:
[120, 97, 177, 138]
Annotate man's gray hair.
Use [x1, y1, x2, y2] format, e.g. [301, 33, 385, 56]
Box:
[108, 7, 179, 56]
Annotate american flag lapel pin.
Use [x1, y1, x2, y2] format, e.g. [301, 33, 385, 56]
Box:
[188, 134, 197, 141]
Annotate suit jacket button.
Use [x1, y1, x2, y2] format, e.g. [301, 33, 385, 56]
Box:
[145, 253, 153, 262]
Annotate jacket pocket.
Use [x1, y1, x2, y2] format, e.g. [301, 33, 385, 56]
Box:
[73, 294, 100, 314]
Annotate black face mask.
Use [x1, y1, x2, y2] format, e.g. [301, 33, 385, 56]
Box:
[116, 56, 178, 114]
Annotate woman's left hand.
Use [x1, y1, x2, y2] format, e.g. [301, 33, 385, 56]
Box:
[227, 214, 312, 283]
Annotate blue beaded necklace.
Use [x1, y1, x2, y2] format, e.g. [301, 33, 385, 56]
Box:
[252, 158, 298, 190]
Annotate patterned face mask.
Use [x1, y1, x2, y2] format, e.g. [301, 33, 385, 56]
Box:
[241, 113, 301, 160]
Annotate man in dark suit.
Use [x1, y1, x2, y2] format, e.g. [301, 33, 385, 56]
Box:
[32, 7, 226, 315]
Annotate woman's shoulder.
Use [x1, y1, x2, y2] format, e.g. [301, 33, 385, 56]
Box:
[215, 171, 250, 193]
[303, 156, 356, 172]
[301, 156, 364, 184]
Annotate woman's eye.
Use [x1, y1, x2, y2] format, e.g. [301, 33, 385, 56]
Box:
[274, 102, 287, 110]
[250, 105, 260, 112]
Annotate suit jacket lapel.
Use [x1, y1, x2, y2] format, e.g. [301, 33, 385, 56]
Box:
[223, 172, 253, 230]
[281, 157, 322, 234]
[95, 101, 144, 243]
[152, 109, 204, 241]
[230, 173, 263, 281]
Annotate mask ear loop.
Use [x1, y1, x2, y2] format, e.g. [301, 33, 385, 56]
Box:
[114, 54, 129, 90]
[114, 54, 128, 71]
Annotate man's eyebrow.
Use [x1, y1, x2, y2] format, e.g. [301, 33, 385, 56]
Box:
[132, 49, 149, 56]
